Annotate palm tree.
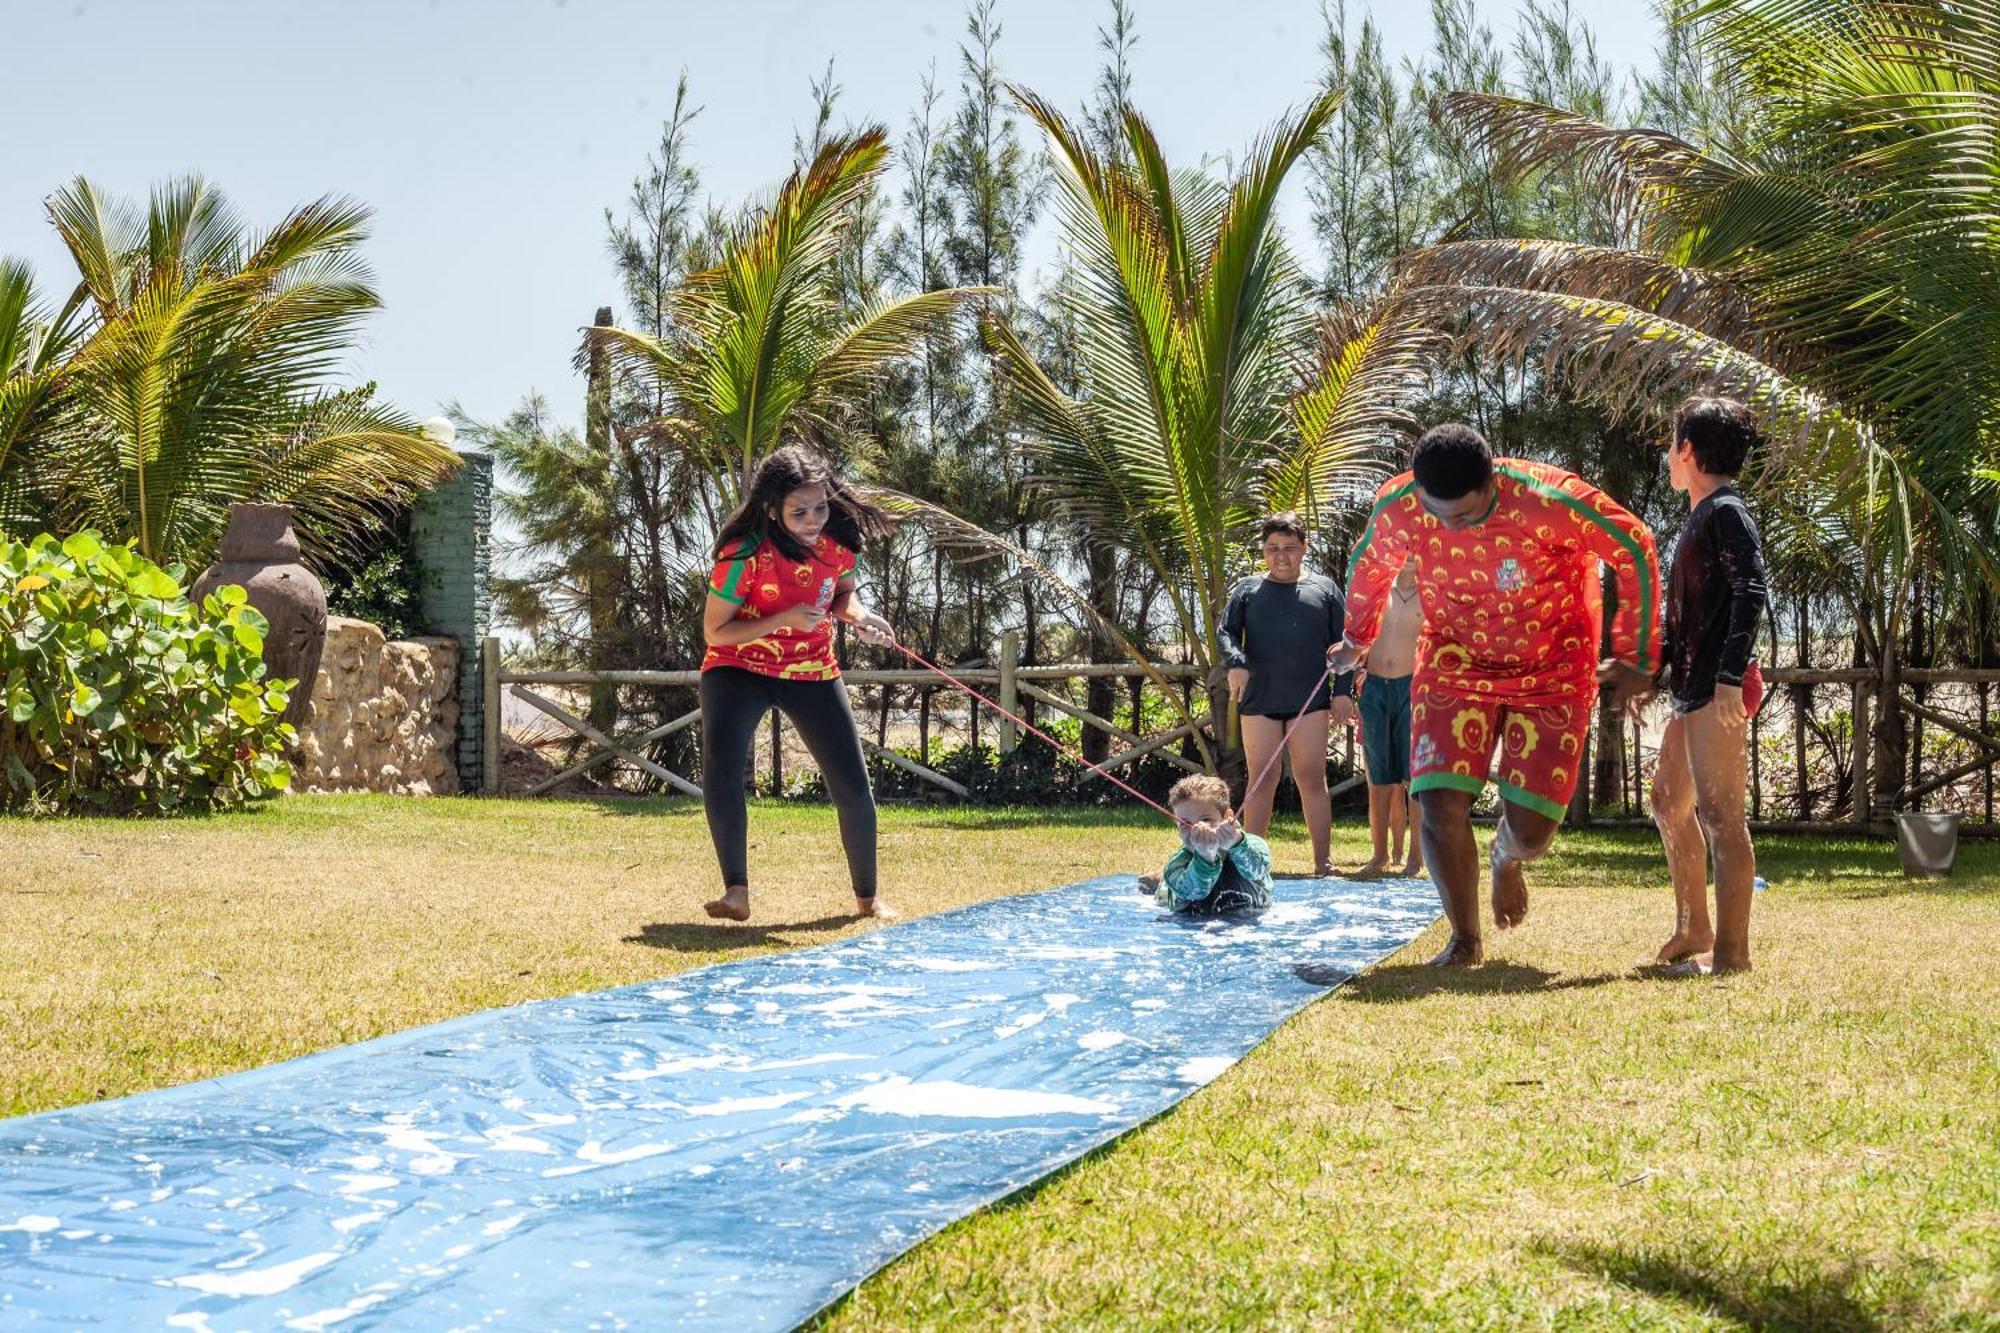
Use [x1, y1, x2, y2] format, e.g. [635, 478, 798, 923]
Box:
[0, 259, 87, 535]
[980, 87, 1432, 767]
[589, 129, 987, 506]
[1392, 0, 2000, 818]
[0, 177, 458, 567]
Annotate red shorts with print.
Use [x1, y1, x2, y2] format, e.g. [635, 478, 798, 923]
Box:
[1408, 678, 1593, 821]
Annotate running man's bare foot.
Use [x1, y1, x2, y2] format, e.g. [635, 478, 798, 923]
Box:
[1489, 842, 1529, 930]
[1138, 872, 1162, 894]
[1399, 853, 1425, 878]
[1655, 928, 1714, 964]
[1428, 934, 1482, 967]
[854, 896, 899, 920]
[1348, 856, 1388, 880]
[704, 886, 751, 922]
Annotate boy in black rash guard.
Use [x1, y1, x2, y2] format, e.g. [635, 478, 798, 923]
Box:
[1651, 397, 1770, 975]
[1217, 513, 1356, 875]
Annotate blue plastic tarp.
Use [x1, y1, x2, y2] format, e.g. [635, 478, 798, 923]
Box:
[0, 874, 1436, 1330]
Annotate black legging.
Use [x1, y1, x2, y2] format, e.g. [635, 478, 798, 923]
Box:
[699, 666, 877, 897]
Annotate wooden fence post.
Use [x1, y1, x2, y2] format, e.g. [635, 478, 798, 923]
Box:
[481, 636, 502, 795]
[998, 629, 1020, 755]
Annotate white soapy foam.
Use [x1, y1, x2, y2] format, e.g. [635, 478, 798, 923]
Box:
[1175, 1056, 1235, 1084]
[3, 1216, 59, 1233]
[481, 1214, 526, 1238]
[1077, 1030, 1130, 1051]
[171, 1249, 340, 1297]
[1260, 901, 1319, 925]
[365, 1126, 458, 1177]
[682, 1092, 811, 1118]
[744, 1052, 870, 1072]
[781, 1106, 844, 1125]
[803, 993, 911, 1016]
[833, 1078, 1117, 1118]
[482, 1125, 555, 1154]
[904, 958, 996, 972]
[994, 1011, 1047, 1039]
[610, 1052, 738, 1083]
[748, 982, 916, 997]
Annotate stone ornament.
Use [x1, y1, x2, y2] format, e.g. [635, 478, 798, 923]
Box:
[192, 503, 329, 728]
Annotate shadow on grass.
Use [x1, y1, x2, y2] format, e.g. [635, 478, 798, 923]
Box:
[1546, 1238, 1937, 1332]
[1339, 961, 1629, 1002]
[568, 796, 702, 818]
[623, 915, 858, 952]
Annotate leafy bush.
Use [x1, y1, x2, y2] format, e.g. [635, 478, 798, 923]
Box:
[1, 532, 296, 814]
[325, 541, 424, 640]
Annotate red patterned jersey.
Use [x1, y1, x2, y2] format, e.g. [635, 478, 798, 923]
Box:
[1345, 458, 1661, 704]
[702, 533, 857, 681]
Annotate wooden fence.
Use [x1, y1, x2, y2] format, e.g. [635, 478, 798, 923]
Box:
[480, 636, 2000, 836]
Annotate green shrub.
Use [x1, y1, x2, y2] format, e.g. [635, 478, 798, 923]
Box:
[1, 531, 296, 815]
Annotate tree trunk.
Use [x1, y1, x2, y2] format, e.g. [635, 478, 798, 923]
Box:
[585, 305, 619, 738]
[1211, 669, 1244, 795]
[1083, 542, 1118, 764]
[1872, 647, 1905, 824]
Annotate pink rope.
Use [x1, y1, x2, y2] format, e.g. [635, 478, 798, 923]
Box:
[888, 641, 1184, 823]
[886, 643, 1342, 827]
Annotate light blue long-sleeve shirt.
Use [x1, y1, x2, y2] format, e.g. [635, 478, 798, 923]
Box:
[1155, 831, 1273, 913]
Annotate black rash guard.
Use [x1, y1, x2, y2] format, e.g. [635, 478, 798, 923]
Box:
[1665, 485, 1768, 712]
[1217, 573, 1355, 718]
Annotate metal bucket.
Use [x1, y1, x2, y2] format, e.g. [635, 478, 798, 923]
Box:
[1895, 811, 1961, 877]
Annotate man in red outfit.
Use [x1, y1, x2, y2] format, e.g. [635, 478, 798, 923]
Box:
[1331, 424, 1661, 966]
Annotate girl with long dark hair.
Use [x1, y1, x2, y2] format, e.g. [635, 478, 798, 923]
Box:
[699, 444, 897, 922]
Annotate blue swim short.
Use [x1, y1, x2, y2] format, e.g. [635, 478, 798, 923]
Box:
[1360, 673, 1412, 785]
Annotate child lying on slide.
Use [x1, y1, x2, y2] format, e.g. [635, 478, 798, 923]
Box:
[1138, 774, 1274, 915]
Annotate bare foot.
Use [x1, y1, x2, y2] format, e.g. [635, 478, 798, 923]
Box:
[854, 896, 899, 920]
[1708, 948, 1752, 976]
[1655, 929, 1714, 964]
[1489, 842, 1528, 931]
[704, 886, 751, 922]
[1428, 934, 1482, 967]
[1399, 856, 1425, 878]
[1314, 862, 1340, 879]
[1348, 856, 1388, 880]
[1138, 873, 1162, 894]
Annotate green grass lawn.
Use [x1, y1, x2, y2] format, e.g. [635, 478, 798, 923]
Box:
[4, 796, 1996, 1329]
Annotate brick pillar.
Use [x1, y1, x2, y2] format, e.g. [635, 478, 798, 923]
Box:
[409, 419, 493, 789]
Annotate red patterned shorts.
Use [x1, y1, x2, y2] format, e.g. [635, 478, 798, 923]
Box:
[1408, 678, 1593, 821]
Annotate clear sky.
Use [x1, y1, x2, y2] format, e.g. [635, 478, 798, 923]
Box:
[4, 0, 1662, 433]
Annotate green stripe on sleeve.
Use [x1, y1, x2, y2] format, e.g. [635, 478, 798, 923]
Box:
[1494, 464, 1656, 666]
[1347, 479, 1419, 585]
[712, 544, 752, 604]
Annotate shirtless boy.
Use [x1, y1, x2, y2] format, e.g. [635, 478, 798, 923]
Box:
[1353, 557, 1423, 878]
